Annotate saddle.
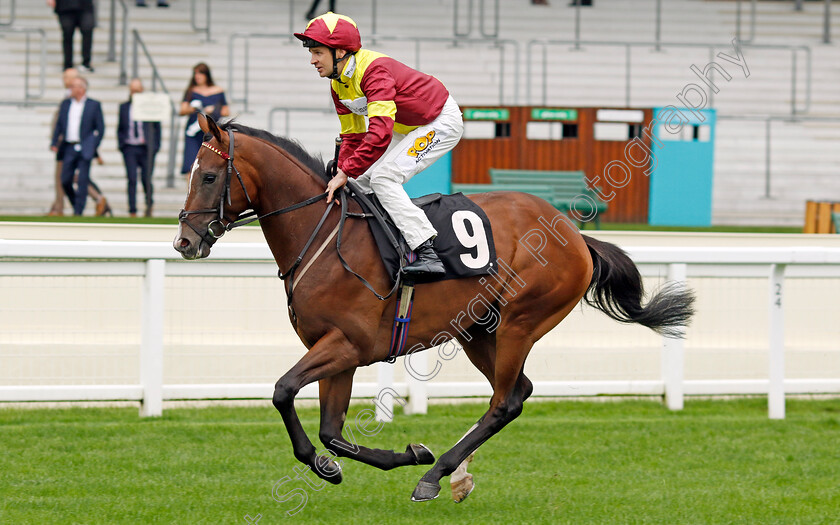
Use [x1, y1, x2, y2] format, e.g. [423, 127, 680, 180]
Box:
[345, 179, 498, 284]
[342, 180, 498, 362]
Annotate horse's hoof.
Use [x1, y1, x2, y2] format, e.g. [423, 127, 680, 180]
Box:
[410, 480, 441, 502]
[313, 454, 343, 485]
[407, 443, 435, 465]
[451, 473, 475, 503]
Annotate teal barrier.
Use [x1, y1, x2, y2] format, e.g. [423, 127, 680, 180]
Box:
[404, 151, 452, 198]
[649, 107, 716, 226]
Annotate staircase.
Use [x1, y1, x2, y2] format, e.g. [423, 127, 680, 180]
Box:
[1, 0, 839, 225]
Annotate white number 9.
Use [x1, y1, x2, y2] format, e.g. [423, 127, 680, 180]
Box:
[451, 210, 490, 269]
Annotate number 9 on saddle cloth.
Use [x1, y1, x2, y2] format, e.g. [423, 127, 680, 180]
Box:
[350, 185, 498, 283]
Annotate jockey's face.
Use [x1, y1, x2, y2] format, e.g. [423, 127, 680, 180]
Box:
[309, 45, 347, 78]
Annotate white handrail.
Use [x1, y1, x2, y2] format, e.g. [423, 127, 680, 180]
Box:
[2, 240, 839, 419]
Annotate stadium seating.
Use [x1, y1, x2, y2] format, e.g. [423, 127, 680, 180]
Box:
[1, 0, 839, 225]
[451, 182, 557, 203]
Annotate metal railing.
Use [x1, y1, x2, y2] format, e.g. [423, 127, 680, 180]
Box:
[567, 0, 753, 50]
[108, 0, 129, 84]
[0, 0, 15, 27]
[287, 0, 380, 41]
[739, 0, 832, 44]
[228, 32, 519, 112]
[718, 114, 840, 199]
[821, 0, 832, 44]
[734, 0, 757, 44]
[190, 0, 211, 41]
[268, 106, 333, 138]
[793, 0, 832, 43]
[526, 40, 811, 116]
[227, 32, 284, 113]
[453, 0, 499, 39]
[131, 29, 179, 187]
[374, 35, 518, 104]
[0, 27, 47, 105]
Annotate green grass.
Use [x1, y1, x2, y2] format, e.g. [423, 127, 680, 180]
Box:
[1, 215, 802, 233]
[1, 399, 839, 524]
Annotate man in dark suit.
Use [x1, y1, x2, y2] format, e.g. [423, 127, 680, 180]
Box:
[118, 78, 161, 217]
[50, 76, 105, 215]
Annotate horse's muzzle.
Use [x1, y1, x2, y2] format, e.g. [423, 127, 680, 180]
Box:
[173, 232, 212, 260]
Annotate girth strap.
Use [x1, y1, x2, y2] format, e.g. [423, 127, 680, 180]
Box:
[334, 187, 401, 301]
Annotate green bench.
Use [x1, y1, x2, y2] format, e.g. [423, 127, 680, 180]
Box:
[450, 183, 557, 204]
[489, 169, 608, 229]
[833, 212, 840, 234]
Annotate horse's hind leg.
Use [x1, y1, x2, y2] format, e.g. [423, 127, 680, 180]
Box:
[449, 370, 533, 503]
[447, 327, 497, 503]
[317, 368, 435, 471]
[411, 329, 533, 502]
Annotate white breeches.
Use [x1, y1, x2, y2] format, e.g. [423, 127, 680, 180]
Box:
[353, 95, 464, 250]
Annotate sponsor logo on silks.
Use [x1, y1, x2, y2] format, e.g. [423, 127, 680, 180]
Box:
[340, 96, 368, 115]
[407, 130, 440, 163]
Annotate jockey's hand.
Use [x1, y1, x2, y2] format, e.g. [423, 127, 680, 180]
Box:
[326, 169, 348, 204]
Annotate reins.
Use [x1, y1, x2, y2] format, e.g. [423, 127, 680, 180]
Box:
[178, 127, 399, 319]
[178, 129, 328, 244]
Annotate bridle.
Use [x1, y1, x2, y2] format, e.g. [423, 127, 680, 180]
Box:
[177, 127, 327, 247]
[178, 125, 398, 317]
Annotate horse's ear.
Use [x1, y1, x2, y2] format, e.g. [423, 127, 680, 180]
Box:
[198, 113, 222, 143]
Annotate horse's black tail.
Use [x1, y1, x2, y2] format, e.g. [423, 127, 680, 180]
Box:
[582, 235, 695, 338]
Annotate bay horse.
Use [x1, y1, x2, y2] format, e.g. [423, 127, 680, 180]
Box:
[174, 114, 695, 503]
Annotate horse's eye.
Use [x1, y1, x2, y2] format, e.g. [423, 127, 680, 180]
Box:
[203, 174, 216, 184]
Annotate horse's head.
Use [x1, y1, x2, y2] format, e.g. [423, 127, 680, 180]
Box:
[173, 113, 255, 259]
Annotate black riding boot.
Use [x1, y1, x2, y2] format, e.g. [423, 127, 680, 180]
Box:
[403, 239, 445, 276]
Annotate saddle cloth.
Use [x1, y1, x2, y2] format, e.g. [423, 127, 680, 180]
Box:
[351, 190, 498, 283]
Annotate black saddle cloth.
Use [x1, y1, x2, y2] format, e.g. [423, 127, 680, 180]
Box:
[348, 188, 497, 283]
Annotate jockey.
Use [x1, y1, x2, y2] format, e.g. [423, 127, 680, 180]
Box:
[295, 12, 464, 276]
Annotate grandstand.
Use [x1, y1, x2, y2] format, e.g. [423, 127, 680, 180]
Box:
[1, 0, 838, 225]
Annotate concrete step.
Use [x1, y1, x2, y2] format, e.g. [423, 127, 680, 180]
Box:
[4, 0, 840, 226]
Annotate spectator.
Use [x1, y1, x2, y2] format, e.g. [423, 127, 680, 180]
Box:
[118, 78, 161, 217]
[50, 76, 105, 215]
[136, 1, 169, 7]
[47, 0, 96, 72]
[48, 68, 110, 216]
[179, 63, 229, 176]
[305, 0, 336, 20]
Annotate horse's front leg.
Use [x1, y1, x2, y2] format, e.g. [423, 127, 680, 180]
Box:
[272, 329, 359, 484]
[317, 368, 435, 471]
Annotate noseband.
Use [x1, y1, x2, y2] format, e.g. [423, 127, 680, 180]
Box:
[178, 127, 329, 247]
[177, 129, 253, 246]
[178, 126, 398, 312]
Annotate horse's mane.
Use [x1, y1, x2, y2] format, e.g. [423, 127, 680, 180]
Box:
[216, 119, 328, 183]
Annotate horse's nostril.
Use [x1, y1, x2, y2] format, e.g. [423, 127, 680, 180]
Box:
[179, 238, 191, 249]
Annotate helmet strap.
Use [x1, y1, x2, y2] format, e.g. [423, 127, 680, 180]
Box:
[328, 49, 353, 80]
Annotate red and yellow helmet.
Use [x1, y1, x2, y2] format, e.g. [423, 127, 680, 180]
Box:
[294, 12, 362, 52]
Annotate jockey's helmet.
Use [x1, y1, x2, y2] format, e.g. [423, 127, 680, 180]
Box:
[294, 12, 362, 53]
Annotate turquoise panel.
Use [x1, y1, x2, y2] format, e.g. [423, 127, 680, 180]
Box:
[404, 151, 452, 198]
[649, 107, 716, 226]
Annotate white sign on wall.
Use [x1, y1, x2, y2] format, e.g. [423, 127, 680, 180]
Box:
[131, 92, 171, 122]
